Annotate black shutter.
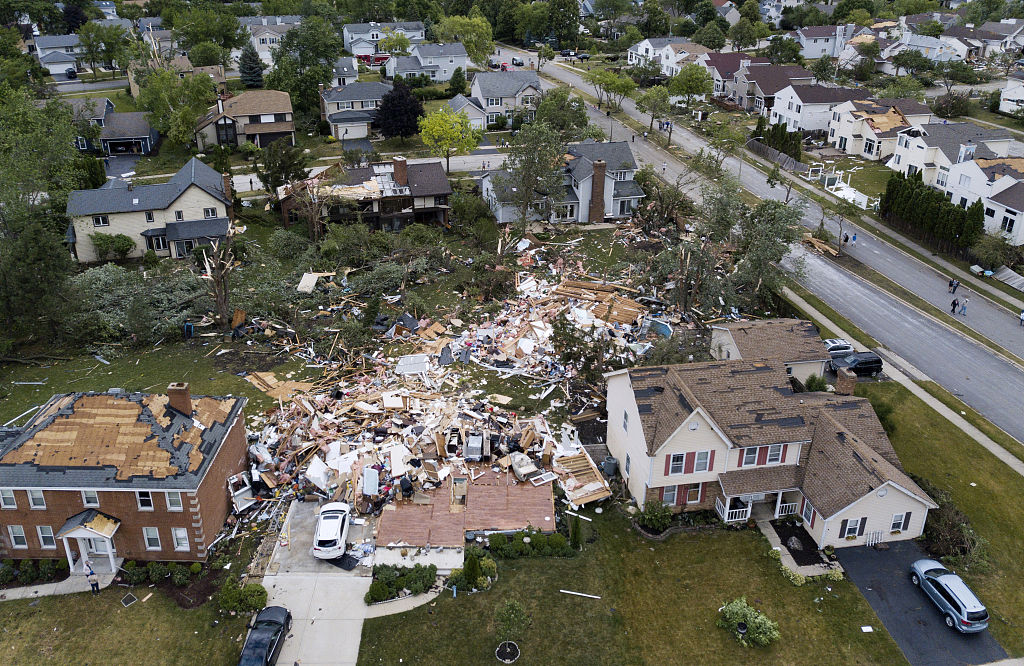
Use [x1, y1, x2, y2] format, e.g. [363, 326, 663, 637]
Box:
[902, 511, 912, 531]
[839, 519, 848, 537]
[857, 516, 867, 536]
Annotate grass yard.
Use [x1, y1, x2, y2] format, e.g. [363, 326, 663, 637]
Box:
[0, 587, 247, 665]
[812, 155, 893, 199]
[965, 101, 1024, 136]
[133, 143, 198, 177]
[373, 134, 427, 154]
[856, 382, 1024, 656]
[61, 89, 137, 113]
[359, 511, 905, 665]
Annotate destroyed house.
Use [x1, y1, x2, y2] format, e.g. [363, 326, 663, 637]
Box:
[279, 156, 451, 230]
[605, 360, 936, 549]
[827, 97, 933, 161]
[0, 384, 247, 571]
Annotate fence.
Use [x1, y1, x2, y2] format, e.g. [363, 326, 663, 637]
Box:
[745, 139, 809, 174]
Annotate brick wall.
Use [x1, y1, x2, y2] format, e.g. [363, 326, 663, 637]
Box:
[192, 413, 249, 559]
[643, 481, 720, 514]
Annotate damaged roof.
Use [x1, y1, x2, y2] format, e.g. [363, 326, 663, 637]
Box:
[0, 390, 246, 490]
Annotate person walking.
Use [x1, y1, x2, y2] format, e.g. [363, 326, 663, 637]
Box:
[951, 279, 960, 294]
[632, 134, 635, 142]
[1019, 309, 1024, 326]
[851, 233, 857, 245]
[959, 297, 969, 316]
[951, 298, 959, 314]
[662, 161, 667, 174]
[843, 233, 849, 246]
[88, 570, 99, 595]
[948, 278, 955, 293]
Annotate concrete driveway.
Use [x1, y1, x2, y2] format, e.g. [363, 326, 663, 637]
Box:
[837, 541, 1006, 666]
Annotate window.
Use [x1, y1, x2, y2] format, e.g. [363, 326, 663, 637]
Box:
[936, 168, 948, 188]
[960, 197, 968, 208]
[829, 128, 835, 138]
[686, 484, 701, 504]
[92, 215, 109, 227]
[743, 448, 757, 466]
[174, 210, 183, 221]
[137, 491, 154, 510]
[249, 115, 262, 124]
[203, 207, 217, 219]
[891, 513, 905, 531]
[76, 137, 89, 150]
[694, 451, 710, 473]
[166, 491, 183, 512]
[0, 489, 15, 509]
[986, 207, 995, 217]
[842, 519, 861, 538]
[175, 239, 197, 257]
[618, 199, 633, 216]
[787, 100, 793, 111]
[145, 211, 154, 223]
[522, 95, 534, 106]
[625, 453, 631, 475]
[143, 527, 161, 550]
[37, 526, 56, 549]
[795, 104, 801, 113]
[172, 527, 190, 551]
[274, 112, 288, 122]
[832, 111, 839, 121]
[1002, 215, 1016, 233]
[146, 235, 168, 251]
[802, 500, 814, 523]
[959, 174, 971, 187]
[259, 37, 267, 45]
[767, 444, 783, 464]
[8, 525, 27, 549]
[669, 453, 685, 475]
[863, 138, 876, 155]
[486, 97, 500, 106]
[622, 411, 629, 432]
[28, 489, 45, 509]
[894, 154, 901, 165]
[82, 490, 99, 507]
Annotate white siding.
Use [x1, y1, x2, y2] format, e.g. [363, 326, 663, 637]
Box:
[605, 372, 655, 507]
[818, 482, 932, 549]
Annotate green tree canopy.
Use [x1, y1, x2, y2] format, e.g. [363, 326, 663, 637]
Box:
[669, 63, 713, 106]
[378, 27, 412, 55]
[256, 138, 310, 202]
[497, 121, 565, 248]
[418, 106, 480, 172]
[238, 42, 265, 88]
[435, 13, 494, 67]
[137, 70, 215, 145]
[534, 87, 604, 142]
[377, 83, 424, 139]
[548, 0, 581, 46]
[728, 17, 759, 50]
[759, 37, 803, 64]
[693, 21, 726, 50]
[171, 6, 247, 51]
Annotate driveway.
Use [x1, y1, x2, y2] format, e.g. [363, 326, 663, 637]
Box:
[837, 541, 1006, 666]
[103, 155, 139, 178]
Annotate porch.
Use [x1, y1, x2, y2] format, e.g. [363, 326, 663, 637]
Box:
[714, 489, 803, 523]
[57, 509, 123, 575]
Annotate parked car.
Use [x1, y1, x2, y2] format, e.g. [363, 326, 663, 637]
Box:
[238, 606, 292, 666]
[511, 56, 524, 66]
[560, 49, 571, 56]
[829, 352, 882, 377]
[578, 53, 591, 60]
[822, 338, 855, 359]
[488, 59, 501, 69]
[312, 502, 350, 560]
[65, 68, 77, 79]
[910, 559, 989, 633]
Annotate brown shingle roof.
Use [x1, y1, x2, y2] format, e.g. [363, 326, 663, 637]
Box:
[718, 318, 829, 364]
[719, 464, 804, 496]
[745, 65, 815, 96]
[197, 90, 293, 130]
[787, 85, 872, 105]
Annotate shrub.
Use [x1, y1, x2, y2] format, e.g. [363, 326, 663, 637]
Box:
[803, 374, 827, 392]
[488, 533, 507, 551]
[147, 561, 168, 583]
[495, 598, 532, 643]
[38, 559, 57, 581]
[17, 561, 37, 585]
[548, 533, 571, 556]
[447, 567, 465, 590]
[717, 597, 781, 647]
[411, 86, 450, 100]
[872, 400, 897, 435]
[766, 548, 781, 560]
[190, 562, 203, 575]
[823, 568, 845, 582]
[779, 564, 806, 586]
[476, 576, 491, 590]
[462, 553, 482, 588]
[0, 564, 15, 584]
[90, 232, 137, 261]
[638, 500, 673, 532]
[529, 533, 549, 556]
[914, 474, 990, 572]
[239, 583, 267, 611]
[480, 557, 497, 579]
[569, 516, 582, 550]
[268, 228, 313, 261]
[172, 566, 191, 586]
[55, 558, 69, 572]
[365, 580, 389, 603]
[142, 249, 160, 269]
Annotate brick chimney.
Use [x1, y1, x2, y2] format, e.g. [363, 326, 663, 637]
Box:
[222, 173, 232, 202]
[393, 156, 408, 186]
[167, 382, 192, 416]
[834, 368, 857, 396]
[589, 159, 606, 223]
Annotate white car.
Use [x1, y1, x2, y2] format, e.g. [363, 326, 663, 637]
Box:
[822, 338, 855, 359]
[312, 502, 351, 560]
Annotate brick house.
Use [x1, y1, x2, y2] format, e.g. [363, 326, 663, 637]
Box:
[605, 360, 937, 549]
[0, 384, 247, 572]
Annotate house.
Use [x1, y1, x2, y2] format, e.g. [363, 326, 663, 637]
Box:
[93, 17, 134, 34]
[195, 90, 295, 149]
[697, 52, 770, 97]
[385, 43, 468, 83]
[34, 34, 80, 76]
[847, 33, 965, 75]
[466, 71, 541, 125]
[238, 16, 302, 65]
[626, 39, 713, 77]
[65, 157, 233, 262]
[0, 383, 247, 569]
[481, 140, 644, 224]
[940, 25, 1006, 59]
[941, 156, 1024, 213]
[604, 360, 937, 549]
[94, 0, 118, 19]
[65, 97, 159, 155]
[977, 176, 1024, 244]
[999, 73, 1024, 114]
[626, 37, 688, 68]
[827, 97, 933, 160]
[342, 21, 425, 56]
[769, 85, 872, 133]
[792, 23, 870, 59]
[714, 0, 742, 26]
[319, 81, 393, 141]
[887, 122, 1011, 187]
[710, 319, 830, 384]
[332, 56, 359, 86]
[725, 63, 815, 114]
[128, 55, 226, 98]
[980, 18, 1024, 51]
[447, 95, 488, 130]
[278, 156, 451, 230]
[901, 11, 959, 33]
[142, 28, 180, 59]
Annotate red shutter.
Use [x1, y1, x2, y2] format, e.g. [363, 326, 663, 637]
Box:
[781, 444, 788, 463]
[658, 486, 664, 502]
[676, 485, 684, 506]
[810, 510, 815, 528]
[736, 448, 744, 468]
[756, 446, 769, 465]
[708, 450, 716, 471]
[664, 455, 671, 475]
[902, 511, 912, 531]
[684, 452, 695, 474]
[699, 482, 706, 503]
[799, 497, 806, 514]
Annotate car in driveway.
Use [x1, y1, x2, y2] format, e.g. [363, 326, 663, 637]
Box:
[238, 606, 292, 666]
[822, 338, 855, 359]
[65, 68, 78, 79]
[511, 56, 524, 66]
[312, 502, 350, 559]
[910, 559, 990, 633]
[829, 351, 882, 377]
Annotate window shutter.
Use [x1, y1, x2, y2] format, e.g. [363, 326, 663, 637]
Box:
[736, 449, 743, 468]
[840, 519, 848, 536]
[684, 452, 695, 474]
[902, 511, 912, 531]
[756, 446, 769, 465]
[658, 486, 664, 502]
[664, 455, 670, 475]
[708, 450, 715, 471]
[799, 497, 805, 513]
[781, 444, 788, 463]
[676, 485, 684, 506]
[810, 511, 815, 528]
[699, 482, 706, 503]
[857, 516, 867, 536]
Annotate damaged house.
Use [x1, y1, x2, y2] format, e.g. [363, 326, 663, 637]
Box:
[605, 359, 936, 549]
[0, 384, 247, 571]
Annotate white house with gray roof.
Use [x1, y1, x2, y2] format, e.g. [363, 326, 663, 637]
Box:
[34, 34, 81, 75]
[332, 56, 359, 87]
[447, 95, 488, 130]
[886, 122, 1011, 188]
[343, 21, 425, 56]
[385, 43, 468, 82]
[319, 81, 393, 140]
[481, 140, 644, 225]
[466, 71, 541, 125]
[770, 84, 872, 133]
[66, 158, 233, 263]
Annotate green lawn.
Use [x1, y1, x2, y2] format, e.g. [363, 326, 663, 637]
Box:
[133, 143, 198, 177]
[61, 89, 137, 113]
[856, 383, 1024, 656]
[359, 512, 905, 665]
[813, 155, 893, 199]
[965, 101, 1024, 135]
[0, 586, 247, 665]
[373, 134, 427, 154]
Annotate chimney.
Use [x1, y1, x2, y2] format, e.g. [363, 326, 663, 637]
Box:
[167, 382, 192, 416]
[589, 159, 606, 223]
[393, 156, 408, 186]
[222, 172, 232, 201]
[834, 368, 857, 396]
[217, 97, 224, 114]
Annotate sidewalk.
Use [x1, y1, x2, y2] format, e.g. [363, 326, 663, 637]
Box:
[756, 516, 842, 578]
[782, 287, 1024, 480]
[0, 572, 115, 601]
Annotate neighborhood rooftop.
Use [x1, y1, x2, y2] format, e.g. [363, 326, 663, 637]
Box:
[912, 122, 1012, 162]
[716, 319, 830, 364]
[472, 71, 540, 98]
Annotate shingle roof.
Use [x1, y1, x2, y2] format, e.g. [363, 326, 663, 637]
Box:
[93, 18, 132, 31]
[990, 181, 1024, 211]
[239, 15, 302, 26]
[406, 162, 452, 197]
[197, 90, 293, 129]
[65, 97, 110, 120]
[39, 50, 77, 63]
[612, 180, 645, 198]
[566, 139, 638, 179]
[413, 43, 467, 57]
[917, 122, 1011, 162]
[744, 65, 815, 96]
[787, 85, 871, 105]
[333, 57, 357, 77]
[326, 109, 376, 124]
[703, 53, 770, 78]
[719, 464, 804, 495]
[345, 21, 424, 33]
[35, 34, 81, 49]
[394, 54, 437, 73]
[165, 217, 230, 241]
[321, 81, 393, 103]
[717, 319, 829, 364]
[67, 157, 229, 216]
[875, 97, 932, 116]
[980, 19, 1024, 35]
[976, 157, 1024, 181]
[448, 94, 484, 114]
[797, 24, 843, 38]
[100, 112, 153, 139]
[472, 71, 541, 99]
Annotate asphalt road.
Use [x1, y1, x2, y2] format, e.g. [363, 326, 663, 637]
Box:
[837, 541, 1006, 666]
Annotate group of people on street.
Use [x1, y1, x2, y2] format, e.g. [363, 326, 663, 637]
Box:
[947, 278, 969, 316]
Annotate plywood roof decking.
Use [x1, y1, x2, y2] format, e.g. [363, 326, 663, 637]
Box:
[553, 280, 645, 325]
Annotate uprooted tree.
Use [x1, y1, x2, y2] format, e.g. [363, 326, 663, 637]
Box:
[198, 225, 237, 330]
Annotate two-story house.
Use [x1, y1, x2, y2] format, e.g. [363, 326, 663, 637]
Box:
[481, 140, 645, 224]
[980, 18, 1024, 51]
[35, 34, 80, 76]
[385, 43, 468, 83]
[332, 56, 359, 87]
[342, 21, 425, 56]
[319, 81, 393, 141]
[456, 71, 541, 126]
[941, 156, 1024, 216]
[770, 85, 871, 133]
[66, 157, 233, 263]
[65, 97, 159, 156]
[726, 64, 815, 115]
[697, 53, 770, 98]
[627, 37, 711, 76]
[278, 156, 451, 230]
[605, 359, 936, 549]
[887, 122, 1011, 188]
[239, 15, 302, 65]
[710, 319, 830, 384]
[999, 72, 1024, 115]
[0, 383, 247, 569]
[940, 25, 1007, 60]
[901, 11, 959, 34]
[792, 23, 870, 59]
[195, 90, 295, 149]
[827, 97, 933, 160]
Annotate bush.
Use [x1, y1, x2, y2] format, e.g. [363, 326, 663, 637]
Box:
[142, 249, 160, 269]
[913, 474, 990, 572]
[17, 561, 37, 585]
[411, 87, 450, 100]
[987, 89, 1001, 113]
[779, 564, 806, 586]
[217, 578, 267, 612]
[38, 559, 57, 581]
[463, 553, 482, 588]
[126, 565, 149, 585]
[766, 548, 781, 560]
[972, 232, 1018, 269]
[638, 500, 673, 532]
[823, 568, 845, 582]
[268, 228, 313, 261]
[239, 583, 267, 611]
[365, 579, 389, 603]
[147, 561, 168, 583]
[569, 515, 582, 550]
[90, 232, 137, 261]
[190, 562, 202, 576]
[0, 564, 15, 584]
[55, 558, 69, 572]
[932, 93, 970, 119]
[717, 597, 781, 647]
[547, 532, 571, 556]
[172, 566, 191, 586]
[479, 557, 497, 579]
[803, 374, 827, 392]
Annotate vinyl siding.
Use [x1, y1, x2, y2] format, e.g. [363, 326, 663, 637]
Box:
[605, 373, 655, 508]
[649, 411, 728, 488]
[818, 482, 932, 549]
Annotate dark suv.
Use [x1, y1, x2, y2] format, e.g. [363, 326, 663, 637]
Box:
[238, 606, 292, 665]
[829, 352, 882, 377]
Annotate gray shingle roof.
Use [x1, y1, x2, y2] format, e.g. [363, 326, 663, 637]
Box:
[321, 81, 393, 103]
[240, 15, 302, 26]
[36, 34, 80, 49]
[787, 85, 871, 105]
[345, 21, 423, 33]
[917, 122, 1011, 163]
[326, 109, 376, 123]
[39, 51, 77, 63]
[612, 180, 645, 198]
[566, 140, 638, 179]
[407, 162, 452, 197]
[991, 182, 1024, 211]
[100, 112, 153, 140]
[448, 94, 483, 114]
[165, 218, 229, 241]
[394, 55, 437, 72]
[93, 18, 132, 31]
[66, 157, 229, 217]
[65, 97, 111, 120]
[472, 71, 541, 99]
[413, 43, 467, 57]
[333, 57, 357, 77]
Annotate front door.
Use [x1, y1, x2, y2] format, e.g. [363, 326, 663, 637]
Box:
[839, 136, 848, 151]
[87, 537, 109, 554]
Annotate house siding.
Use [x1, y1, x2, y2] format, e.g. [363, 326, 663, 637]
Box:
[816, 483, 932, 549]
[605, 373, 654, 508]
[787, 360, 828, 384]
[649, 412, 728, 488]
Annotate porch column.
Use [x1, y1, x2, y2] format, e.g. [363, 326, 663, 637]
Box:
[774, 491, 783, 519]
[106, 538, 115, 573]
[77, 537, 89, 571]
[62, 538, 75, 572]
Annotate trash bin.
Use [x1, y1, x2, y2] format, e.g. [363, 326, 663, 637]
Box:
[602, 456, 618, 477]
